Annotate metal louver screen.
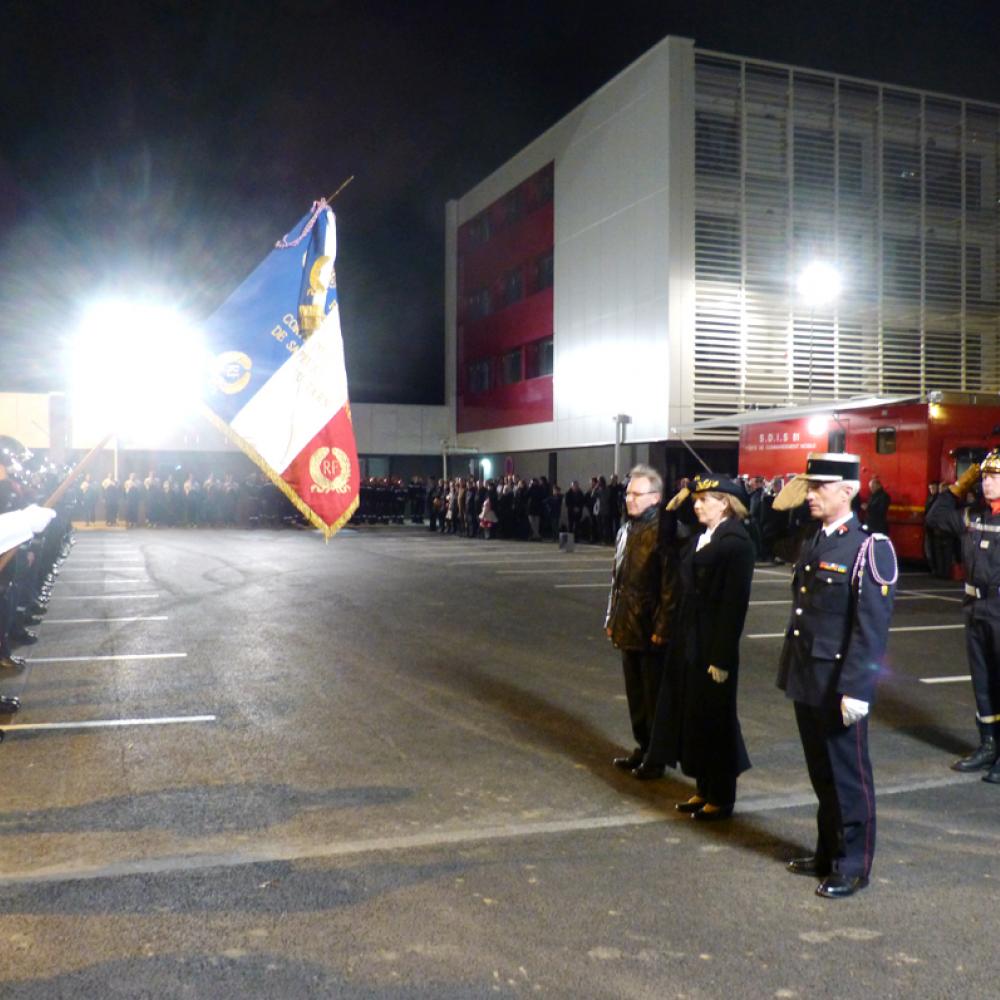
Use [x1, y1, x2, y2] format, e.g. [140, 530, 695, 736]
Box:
[693, 51, 1000, 431]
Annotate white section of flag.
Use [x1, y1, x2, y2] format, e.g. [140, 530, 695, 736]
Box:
[228, 214, 349, 474]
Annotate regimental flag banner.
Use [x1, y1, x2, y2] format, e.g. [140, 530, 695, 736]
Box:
[203, 201, 360, 538]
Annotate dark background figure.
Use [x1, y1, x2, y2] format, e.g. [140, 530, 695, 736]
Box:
[746, 475, 766, 560]
[123, 473, 143, 527]
[605, 464, 678, 777]
[102, 476, 120, 526]
[544, 485, 563, 541]
[644, 476, 755, 820]
[565, 480, 584, 541]
[924, 480, 954, 579]
[864, 476, 891, 534]
[609, 474, 624, 543]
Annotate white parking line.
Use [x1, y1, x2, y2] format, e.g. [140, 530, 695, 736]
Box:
[919, 675, 970, 684]
[497, 568, 609, 576]
[55, 578, 148, 584]
[42, 616, 169, 624]
[0, 770, 971, 885]
[26, 653, 187, 664]
[748, 623, 965, 639]
[555, 583, 609, 589]
[449, 557, 610, 567]
[0, 715, 216, 734]
[52, 594, 160, 601]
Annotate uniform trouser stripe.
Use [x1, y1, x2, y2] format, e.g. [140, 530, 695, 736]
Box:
[794, 702, 876, 879]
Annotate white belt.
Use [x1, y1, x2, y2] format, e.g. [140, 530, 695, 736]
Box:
[966, 583, 982, 598]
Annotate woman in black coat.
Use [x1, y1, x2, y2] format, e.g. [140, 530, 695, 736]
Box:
[642, 474, 755, 820]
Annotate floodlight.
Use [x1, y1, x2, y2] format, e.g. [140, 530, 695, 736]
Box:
[69, 297, 209, 442]
[480, 457, 493, 479]
[797, 262, 842, 307]
[807, 415, 829, 436]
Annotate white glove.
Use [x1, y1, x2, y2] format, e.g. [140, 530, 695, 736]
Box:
[841, 696, 869, 727]
[24, 505, 56, 534]
[707, 665, 729, 684]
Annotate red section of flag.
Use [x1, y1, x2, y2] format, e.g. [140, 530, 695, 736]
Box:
[281, 405, 360, 537]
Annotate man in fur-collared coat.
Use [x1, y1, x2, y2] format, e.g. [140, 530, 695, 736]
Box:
[605, 464, 679, 774]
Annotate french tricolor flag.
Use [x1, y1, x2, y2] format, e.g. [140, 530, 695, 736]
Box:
[203, 202, 359, 538]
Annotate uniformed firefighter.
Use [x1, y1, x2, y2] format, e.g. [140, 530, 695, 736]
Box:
[925, 449, 1000, 782]
[772, 453, 898, 898]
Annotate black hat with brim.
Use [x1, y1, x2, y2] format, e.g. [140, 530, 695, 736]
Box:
[689, 474, 749, 505]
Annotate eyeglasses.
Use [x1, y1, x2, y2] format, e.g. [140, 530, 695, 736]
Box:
[625, 490, 656, 499]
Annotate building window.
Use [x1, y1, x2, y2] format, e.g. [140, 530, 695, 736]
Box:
[502, 266, 524, 308]
[696, 112, 740, 177]
[500, 348, 523, 386]
[537, 250, 554, 290]
[525, 337, 554, 379]
[876, 427, 897, 454]
[467, 358, 492, 395]
[884, 143, 921, 203]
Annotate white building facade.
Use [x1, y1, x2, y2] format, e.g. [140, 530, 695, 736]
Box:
[446, 35, 1000, 480]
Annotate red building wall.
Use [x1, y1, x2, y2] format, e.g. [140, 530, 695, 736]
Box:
[456, 163, 554, 434]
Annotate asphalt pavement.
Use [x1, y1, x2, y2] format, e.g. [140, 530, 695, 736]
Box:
[0, 524, 996, 999]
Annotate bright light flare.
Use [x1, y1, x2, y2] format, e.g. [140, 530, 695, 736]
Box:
[70, 298, 209, 443]
[797, 262, 842, 306]
[479, 457, 493, 479]
[807, 415, 830, 436]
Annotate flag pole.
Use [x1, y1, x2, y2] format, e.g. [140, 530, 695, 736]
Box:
[0, 433, 114, 572]
[323, 176, 354, 204]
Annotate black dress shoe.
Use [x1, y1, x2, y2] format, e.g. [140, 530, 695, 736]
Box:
[29, 604, 47, 617]
[632, 761, 666, 781]
[613, 749, 644, 771]
[0, 655, 26, 670]
[983, 762, 1000, 784]
[0, 694, 20, 713]
[675, 796, 706, 813]
[787, 856, 830, 877]
[692, 803, 733, 821]
[22, 615, 43, 627]
[10, 629, 37, 646]
[951, 738, 997, 772]
[816, 873, 869, 898]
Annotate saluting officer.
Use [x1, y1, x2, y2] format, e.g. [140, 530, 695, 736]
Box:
[773, 453, 897, 899]
[925, 450, 1000, 781]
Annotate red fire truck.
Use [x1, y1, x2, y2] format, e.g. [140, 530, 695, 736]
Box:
[720, 392, 1000, 561]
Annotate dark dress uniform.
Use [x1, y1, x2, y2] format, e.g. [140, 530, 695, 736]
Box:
[605, 507, 679, 762]
[777, 515, 896, 881]
[926, 479, 1000, 776]
[648, 516, 755, 806]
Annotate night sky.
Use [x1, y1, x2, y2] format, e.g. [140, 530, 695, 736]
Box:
[1, 0, 999, 404]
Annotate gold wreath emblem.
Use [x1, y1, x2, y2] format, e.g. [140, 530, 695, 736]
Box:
[309, 446, 351, 494]
[213, 351, 253, 395]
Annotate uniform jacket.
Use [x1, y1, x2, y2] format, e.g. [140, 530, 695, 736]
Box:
[605, 506, 679, 651]
[776, 515, 896, 707]
[926, 490, 1000, 619]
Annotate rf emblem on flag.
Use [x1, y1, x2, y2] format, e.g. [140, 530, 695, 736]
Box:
[309, 446, 351, 494]
[201, 200, 360, 539]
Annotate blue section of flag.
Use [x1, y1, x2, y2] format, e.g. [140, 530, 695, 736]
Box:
[203, 210, 313, 425]
[297, 210, 338, 313]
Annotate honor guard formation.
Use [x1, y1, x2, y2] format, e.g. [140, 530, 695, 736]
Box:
[0, 444, 74, 725]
